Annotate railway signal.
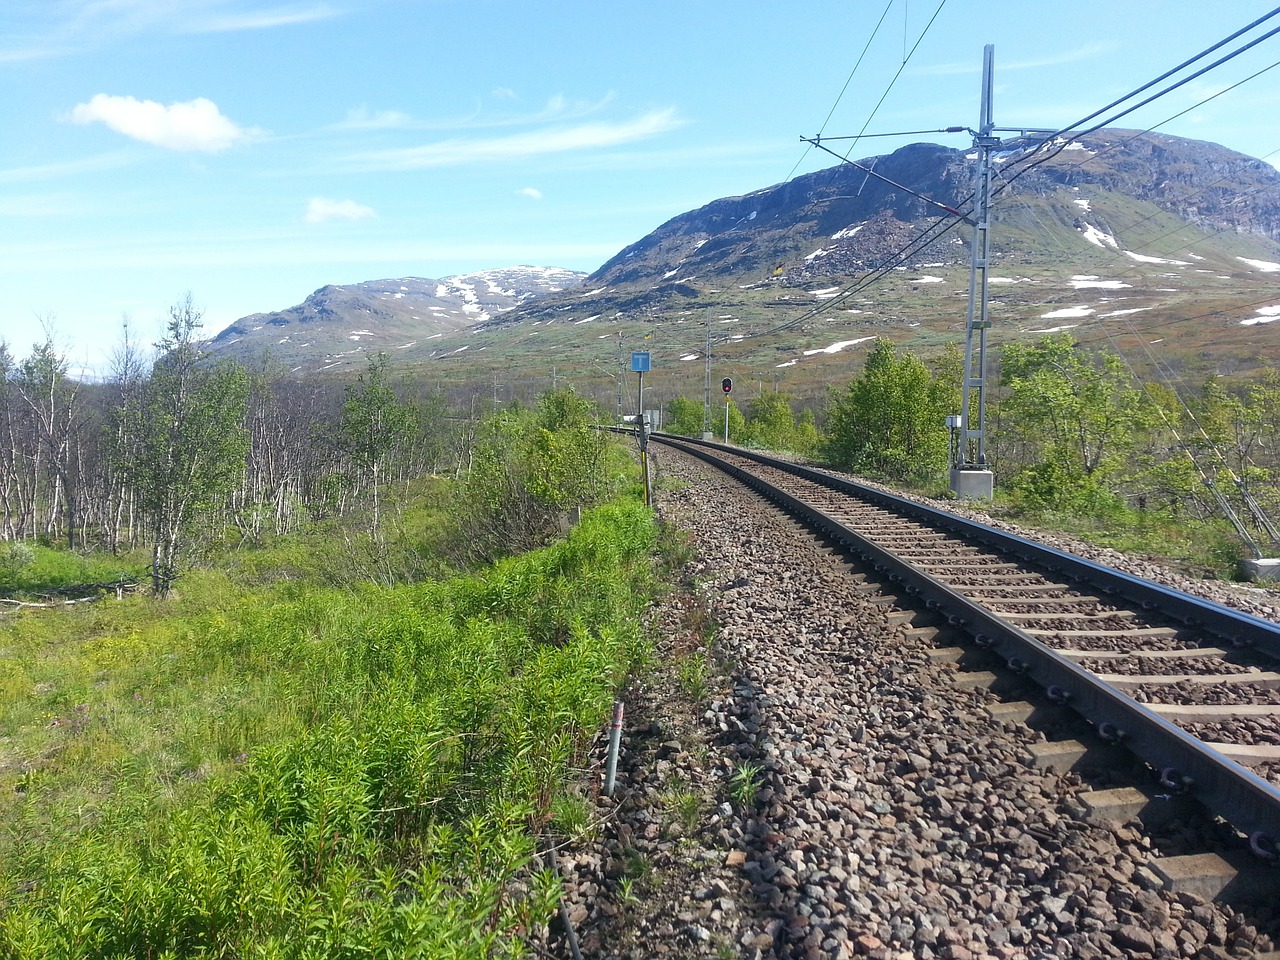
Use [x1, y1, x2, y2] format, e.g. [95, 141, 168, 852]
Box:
[721, 377, 732, 443]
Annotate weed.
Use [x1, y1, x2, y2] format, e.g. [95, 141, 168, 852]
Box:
[676, 650, 714, 701]
[728, 761, 763, 809]
[618, 875, 639, 907]
[550, 793, 595, 842]
[662, 780, 703, 835]
[623, 848, 650, 880]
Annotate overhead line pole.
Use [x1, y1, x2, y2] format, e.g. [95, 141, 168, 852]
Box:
[955, 45, 997, 497]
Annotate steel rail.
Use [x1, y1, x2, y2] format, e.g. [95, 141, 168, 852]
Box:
[655, 434, 1280, 852]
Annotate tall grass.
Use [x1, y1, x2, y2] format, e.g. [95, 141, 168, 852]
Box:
[0, 502, 655, 958]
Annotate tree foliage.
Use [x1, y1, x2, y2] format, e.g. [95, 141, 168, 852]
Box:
[997, 333, 1151, 515]
[340, 354, 420, 534]
[664, 396, 704, 437]
[128, 297, 250, 595]
[449, 389, 625, 566]
[822, 339, 958, 483]
[740, 393, 820, 455]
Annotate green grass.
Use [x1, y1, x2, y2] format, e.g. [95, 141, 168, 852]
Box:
[0, 500, 658, 958]
[999, 502, 1247, 580]
[0, 542, 141, 597]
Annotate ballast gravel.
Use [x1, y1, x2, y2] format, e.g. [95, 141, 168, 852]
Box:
[549, 450, 1280, 960]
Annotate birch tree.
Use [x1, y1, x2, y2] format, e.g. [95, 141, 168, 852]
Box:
[130, 296, 249, 596]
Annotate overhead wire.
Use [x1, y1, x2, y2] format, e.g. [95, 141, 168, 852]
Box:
[698, 0, 960, 349]
[992, 11, 1280, 200]
[696, 3, 1280, 391]
[774, 0, 901, 226]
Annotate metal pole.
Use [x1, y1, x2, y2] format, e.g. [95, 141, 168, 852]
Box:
[604, 700, 625, 796]
[638, 370, 650, 506]
[724, 396, 730, 443]
[959, 44, 996, 469]
[703, 314, 712, 437]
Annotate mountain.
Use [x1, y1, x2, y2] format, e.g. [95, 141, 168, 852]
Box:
[500, 129, 1280, 322]
[475, 128, 1280, 390]
[204, 130, 1280, 394]
[207, 266, 586, 371]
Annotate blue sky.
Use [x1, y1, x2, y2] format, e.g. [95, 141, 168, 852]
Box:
[3, 0, 1280, 374]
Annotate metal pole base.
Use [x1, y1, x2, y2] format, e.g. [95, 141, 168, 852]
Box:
[950, 467, 994, 500]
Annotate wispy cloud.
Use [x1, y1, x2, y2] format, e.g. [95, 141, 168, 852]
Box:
[518, 187, 543, 200]
[69, 94, 257, 152]
[916, 42, 1115, 77]
[304, 197, 376, 223]
[0, 1, 341, 60]
[0, 152, 134, 184]
[339, 108, 684, 171]
[329, 93, 617, 136]
[335, 106, 415, 130]
[188, 4, 340, 33]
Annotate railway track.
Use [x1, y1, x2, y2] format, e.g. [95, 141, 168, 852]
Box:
[652, 434, 1280, 864]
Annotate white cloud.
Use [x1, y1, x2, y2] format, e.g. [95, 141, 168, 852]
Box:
[518, 187, 543, 200]
[191, 4, 339, 33]
[341, 108, 683, 171]
[337, 106, 413, 130]
[70, 94, 253, 152]
[492, 87, 518, 100]
[304, 197, 376, 224]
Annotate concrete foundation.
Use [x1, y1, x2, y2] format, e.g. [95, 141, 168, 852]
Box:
[701, 432, 714, 441]
[1245, 557, 1280, 582]
[950, 467, 994, 500]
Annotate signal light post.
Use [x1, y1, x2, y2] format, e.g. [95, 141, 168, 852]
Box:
[722, 377, 732, 443]
[633, 351, 652, 506]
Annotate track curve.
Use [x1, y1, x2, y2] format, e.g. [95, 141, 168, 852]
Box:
[652, 434, 1280, 855]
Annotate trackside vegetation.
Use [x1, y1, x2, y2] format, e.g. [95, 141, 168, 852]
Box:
[660, 335, 1280, 577]
[0, 500, 656, 958]
[0, 361, 656, 958]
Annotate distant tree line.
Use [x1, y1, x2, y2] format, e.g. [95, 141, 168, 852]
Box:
[661, 334, 1280, 568]
[1, 301, 459, 595]
[7, 301, 1279, 586]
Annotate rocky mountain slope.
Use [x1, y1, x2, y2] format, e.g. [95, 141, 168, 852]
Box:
[501, 129, 1280, 323]
[208, 266, 585, 370]
[203, 130, 1280, 392]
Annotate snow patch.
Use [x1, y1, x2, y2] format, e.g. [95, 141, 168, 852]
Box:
[809, 286, 841, 299]
[1238, 257, 1280, 273]
[1029, 324, 1079, 333]
[679, 354, 700, 361]
[580, 287, 607, 297]
[1242, 305, 1280, 326]
[1072, 198, 1091, 212]
[1041, 306, 1095, 319]
[1079, 223, 1118, 249]
[803, 336, 875, 356]
[1070, 278, 1130, 290]
[1098, 307, 1152, 318]
[1124, 251, 1190, 265]
[911, 276, 945, 284]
